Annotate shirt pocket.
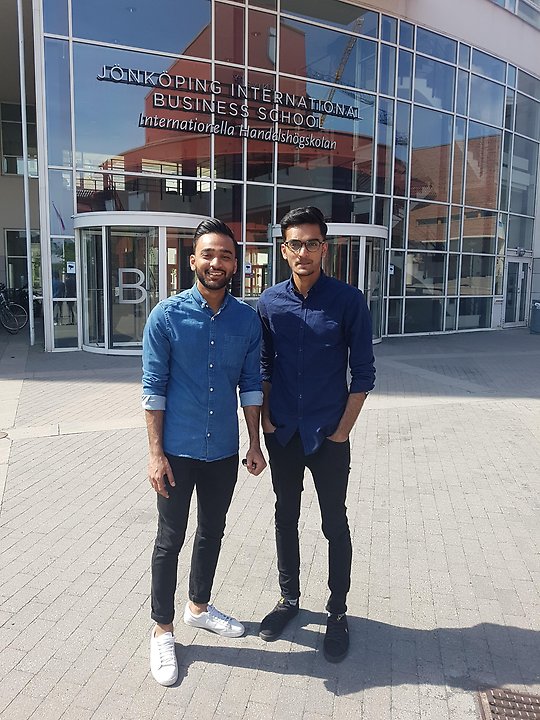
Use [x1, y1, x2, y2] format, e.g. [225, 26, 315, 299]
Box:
[223, 335, 249, 371]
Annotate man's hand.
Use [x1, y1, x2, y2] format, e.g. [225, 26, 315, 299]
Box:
[148, 452, 175, 498]
[243, 446, 267, 476]
[261, 416, 277, 434]
[326, 431, 349, 443]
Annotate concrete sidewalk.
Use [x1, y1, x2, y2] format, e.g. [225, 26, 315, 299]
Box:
[0, 328, 539, 720]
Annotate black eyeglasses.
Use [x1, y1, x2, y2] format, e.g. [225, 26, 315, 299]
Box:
[283, 239, 324, 253]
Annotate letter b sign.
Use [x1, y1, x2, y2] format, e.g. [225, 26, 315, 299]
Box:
[118, 268, 147, 304]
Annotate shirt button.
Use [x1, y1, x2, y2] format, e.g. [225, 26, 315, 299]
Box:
[209, 410, 214, 415]
[207, 432, 211, 437]
[210, 340, 215, 345]
[210, 387, 214, 392]
[209, 363, 214, 368]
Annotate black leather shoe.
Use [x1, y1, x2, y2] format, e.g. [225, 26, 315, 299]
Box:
[259, 598, 299, 641]
[324, 613, 349, 662]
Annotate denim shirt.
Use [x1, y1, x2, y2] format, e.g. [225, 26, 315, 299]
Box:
[142, 285, 263, 461]
[258, 272, 375, 455]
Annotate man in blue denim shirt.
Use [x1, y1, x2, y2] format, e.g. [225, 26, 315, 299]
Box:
[257, 207, 375, 663]
[142, 218, 265, 686]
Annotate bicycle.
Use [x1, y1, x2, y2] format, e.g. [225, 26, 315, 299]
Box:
[0, 283, 29, 334]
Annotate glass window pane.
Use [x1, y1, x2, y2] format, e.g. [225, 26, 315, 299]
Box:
[43, 0, 68, 34]
[166, 228, 195, 296]
[394, 102, 410, 197]
[500, 131, 512, 211]
[248, 9, 276, 70]
[246, 184, 273, 242]
[471, 49, 505, 83]
[49, 170, 74, 236]
[74, 44, 212, 174]
[214, 65, 244, 181]
[216, 3, 244, 65]
[45, 39, 72, 166]
[389, 251, 404, 295]
[1, 121, 22, 156]
[456, 70, 469, 116]
[242, 70, 275, 184]
[379, 44, 396, 96]
[214, 182, 243, 245]
[391, 199, 406, 248]
[507, 214, 534, 250]
[251, 0, 276, 8]
[1, 103, 21, 122]
[404, 297, 443, 332]
[388, 297, 402, 334]
[445, 297, 458, 330]
[458, 44, 470, 69]
[6, 231, 27, 256]
[411, 107, 452, 202]
[76, 172, 211, 215]
[447, 254, 460, 294]
[462, 208, 498, 253]
[507, 65, 517, 88]
[458, 297, 491, 329]
[381, 15, 397, 43]
[469, 75, 505, 126]
[397, 50, 412, 100]
[505, 89, 515, 130]
[405, 252, 446, 295]
[510, 135, 538, 216]
[245, 245, 273, 298]
[399, 21, 413, 49]
[515, 93, 540, 140]
[408, 202, 448, 251]
[517, 70, 540, 100]
[449, 207, 462, 252]
[452, 117, 466, 205]
[281, 0, 378, 37]
[414, 56, 455, 112]
[460, 255, 494, 295]
[280, 19, 376, 91]
[275, 81, 375, 193]
[276, 188, 352, 223]
[377, 97, 393, 194]
[72, 0, 211, 57]
[353, 195, 372, 222]
[465, 122, 502, 209]
[416, 27, 456, 63]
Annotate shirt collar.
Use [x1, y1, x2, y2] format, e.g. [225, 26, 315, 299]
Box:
[286, 269, 328, 299]
[190, 283, 231, 312]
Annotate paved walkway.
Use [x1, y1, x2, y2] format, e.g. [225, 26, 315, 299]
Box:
[0, 327, 539, 720]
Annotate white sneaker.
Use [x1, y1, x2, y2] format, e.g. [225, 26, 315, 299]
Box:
[150, 628, 178, 686]
[183, 603, 244, 638]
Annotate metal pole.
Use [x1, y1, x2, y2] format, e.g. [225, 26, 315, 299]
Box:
[17, 0, 36, 345]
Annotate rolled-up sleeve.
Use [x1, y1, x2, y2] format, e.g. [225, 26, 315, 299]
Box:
[346, 292, 376, 393]
[238, 313, 263, 407]
[141, 303, 170, 410]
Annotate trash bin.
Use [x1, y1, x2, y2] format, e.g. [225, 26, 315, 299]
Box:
[530, 301, 540, 334]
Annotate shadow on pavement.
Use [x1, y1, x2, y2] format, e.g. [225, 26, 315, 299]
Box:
[173, 611, 540, 695]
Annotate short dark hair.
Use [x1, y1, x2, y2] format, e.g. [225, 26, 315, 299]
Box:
[280, 206, 328, 241]
[193, 218, 238, 255]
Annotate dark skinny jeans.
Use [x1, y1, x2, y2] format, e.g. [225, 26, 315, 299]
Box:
[151, 453, 238, 625]
[264, 432, 352, 615]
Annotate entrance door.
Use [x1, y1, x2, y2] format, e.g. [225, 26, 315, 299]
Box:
[504, 259, 530, 325]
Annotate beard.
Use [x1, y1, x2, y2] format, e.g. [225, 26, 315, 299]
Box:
[195, 267, 232, 291]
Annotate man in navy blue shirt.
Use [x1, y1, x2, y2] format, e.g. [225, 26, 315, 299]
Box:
[142, 218, 266, 686]
[257, 206, 375, 663]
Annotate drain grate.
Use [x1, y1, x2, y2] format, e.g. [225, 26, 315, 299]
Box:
[479, 689, 540, 719]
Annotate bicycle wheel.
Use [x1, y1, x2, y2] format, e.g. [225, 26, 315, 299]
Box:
[6, 303, 28, 333]
[0, 304, 19, 333]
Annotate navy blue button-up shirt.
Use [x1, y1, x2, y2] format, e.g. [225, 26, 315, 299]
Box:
[142, 285, 263, 461]
[257, 272, 375, 455]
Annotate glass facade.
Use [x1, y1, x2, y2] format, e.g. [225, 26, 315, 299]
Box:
[35, 0, 540, 349]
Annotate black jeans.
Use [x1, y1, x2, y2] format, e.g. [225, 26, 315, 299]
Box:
[264, 432, 352, 615]
[151, 453, 238, 625]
